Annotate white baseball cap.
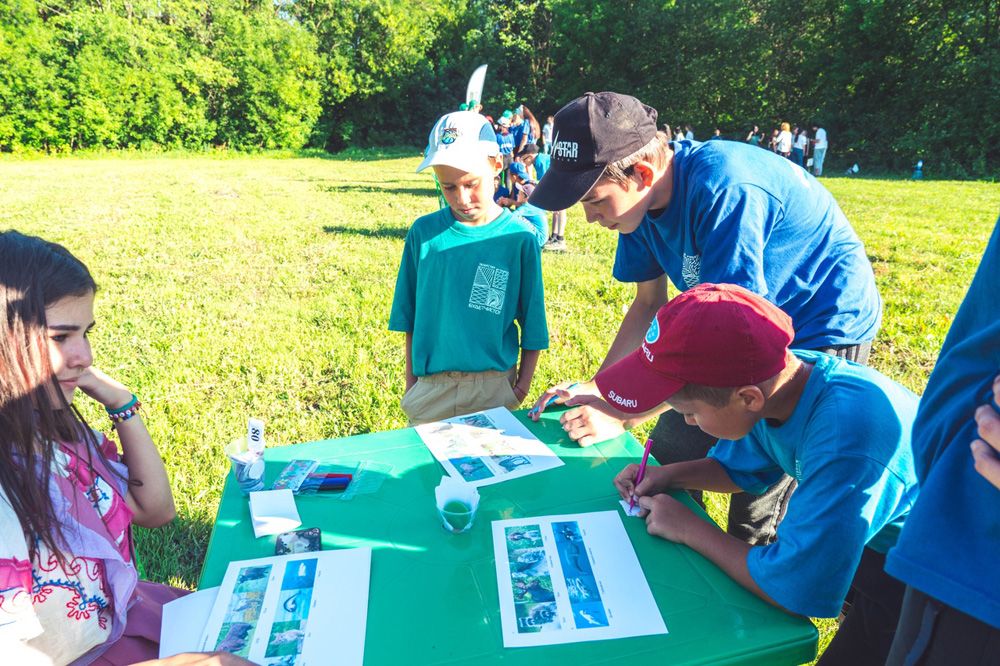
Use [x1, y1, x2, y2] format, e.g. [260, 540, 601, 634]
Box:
[416, 111, 500, 174]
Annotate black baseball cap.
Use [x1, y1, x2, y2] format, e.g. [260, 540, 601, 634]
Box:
[529, 92, 658, 211]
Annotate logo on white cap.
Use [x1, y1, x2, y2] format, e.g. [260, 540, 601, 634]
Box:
[441, 127, 458, 145]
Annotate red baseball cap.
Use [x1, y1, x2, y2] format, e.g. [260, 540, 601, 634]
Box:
[594, 284, 794, 414]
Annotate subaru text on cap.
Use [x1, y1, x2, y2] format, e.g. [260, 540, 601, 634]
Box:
[593, 284, 795, 414]
[529, 92, 658, 211]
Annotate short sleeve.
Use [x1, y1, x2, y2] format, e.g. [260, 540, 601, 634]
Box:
[747, 453, 904, 617]
[691, 184, 777, 294]
[517, 241, 549, 350]
[388, 229, 418, 332]
[613, 225, 665, 283]
[708, 436, 784, 494]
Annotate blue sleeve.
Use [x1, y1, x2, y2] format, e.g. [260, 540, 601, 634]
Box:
[517, 241, 549, 350]
[612, 225, 665, 283]
[388, 230, 418, 332]
[708, 436, 784, 494]
[691, 184, 778, 295]
[747, 451, 909, 617]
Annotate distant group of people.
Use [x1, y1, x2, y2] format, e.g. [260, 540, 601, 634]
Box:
[455, 100, 569, 252]
[664, 121, 829, 177]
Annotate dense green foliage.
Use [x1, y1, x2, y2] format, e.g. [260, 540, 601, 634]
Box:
[1, 0, 997, 176]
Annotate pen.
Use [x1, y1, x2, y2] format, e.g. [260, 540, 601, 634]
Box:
[630, 438, 653, 510]
[529, 382, 579, 416]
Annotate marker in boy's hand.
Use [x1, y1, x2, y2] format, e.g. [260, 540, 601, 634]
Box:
[614, 463, 670, 510]
[528, 381, 580, 418]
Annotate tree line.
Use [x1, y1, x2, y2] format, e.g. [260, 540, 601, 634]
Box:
[1, 0, 996, 178]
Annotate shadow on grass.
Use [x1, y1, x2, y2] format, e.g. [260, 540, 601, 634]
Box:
[135, 513, 215, 589]
[323, 224, 408, 240]
[318, 183, 437, 197]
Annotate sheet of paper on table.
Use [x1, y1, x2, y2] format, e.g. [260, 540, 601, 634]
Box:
[249, 488, 302, 538]
[492, 510, 667, 647]
[198, 548, 372, 665]
[619, 499, 643, 517]
[415, 406, 564, 487]
[159, 587, 220, 658]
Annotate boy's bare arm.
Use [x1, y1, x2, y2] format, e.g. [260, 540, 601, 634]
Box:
[514, 349, 541, 402]
[404, 332, 416, 391]
[639, 495, 790, 613]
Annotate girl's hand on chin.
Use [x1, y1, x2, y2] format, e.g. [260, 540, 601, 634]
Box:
[76, 367, 133, 410]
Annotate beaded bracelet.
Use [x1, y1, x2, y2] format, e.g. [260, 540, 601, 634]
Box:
[107, 395, 142, 425]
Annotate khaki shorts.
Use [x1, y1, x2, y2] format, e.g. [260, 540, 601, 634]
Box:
[402, 368, 520, 426]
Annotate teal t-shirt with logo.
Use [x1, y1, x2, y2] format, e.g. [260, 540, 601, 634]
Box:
[389, 207, 548, 376]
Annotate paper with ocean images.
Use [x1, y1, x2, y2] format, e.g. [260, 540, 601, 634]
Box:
[198, 548, 371, 666]
[492, 510, 667, 647]
[415, 406, 564, 487]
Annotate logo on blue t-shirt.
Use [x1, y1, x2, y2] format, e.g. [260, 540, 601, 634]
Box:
[645, 317, 660, 344]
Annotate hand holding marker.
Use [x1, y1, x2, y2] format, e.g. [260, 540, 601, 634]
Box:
[529, 382, 579, 417]
[630, 438, 653, 510]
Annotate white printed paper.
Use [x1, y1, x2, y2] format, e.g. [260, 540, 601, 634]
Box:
[415, 407, 563, 487]
[198, 548, 372, 666]
[492, 511, 667, 647]
[618, 499, 643, 517]
[159, 587, 220, 657]
[249, 489, 301, 538]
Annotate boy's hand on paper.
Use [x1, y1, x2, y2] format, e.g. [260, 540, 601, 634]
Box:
[133, 653, 258, 666]
[530, 380, 589, 418]
[638, 494, 698, 543]
[614, 464, 670, 502]
[560, 392, 629, 447]
[971, 374, 1000, 490]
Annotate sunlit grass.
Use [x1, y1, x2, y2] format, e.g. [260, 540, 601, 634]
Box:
[1, 153, 996, 661]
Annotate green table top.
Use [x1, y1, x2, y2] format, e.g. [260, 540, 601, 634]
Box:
[200, 409, 817, 665]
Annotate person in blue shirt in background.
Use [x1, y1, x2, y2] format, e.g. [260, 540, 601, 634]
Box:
[600, 283, 918, 665]
[529, 92, 882, 548]
[518, 144, 569, 251]
[884, 216, 1000, 665]
[499, 161, 547, 246]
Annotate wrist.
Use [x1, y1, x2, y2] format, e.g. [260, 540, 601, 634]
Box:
[103, 390, 135, 412]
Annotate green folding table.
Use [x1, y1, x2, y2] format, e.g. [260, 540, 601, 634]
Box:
[200, 409, 818, 665]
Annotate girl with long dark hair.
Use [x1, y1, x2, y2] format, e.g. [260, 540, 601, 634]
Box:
[0, 230, 185, 664]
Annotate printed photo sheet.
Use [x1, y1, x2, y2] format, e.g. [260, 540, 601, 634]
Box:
[415, 407, 563, 487]
[198, 548, 371, 666]
[492, 511, 667, 647]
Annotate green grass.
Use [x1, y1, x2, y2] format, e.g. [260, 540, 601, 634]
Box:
[1, 153, 997, 662]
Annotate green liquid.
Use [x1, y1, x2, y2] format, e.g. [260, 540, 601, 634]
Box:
[443, 500, 472, 530]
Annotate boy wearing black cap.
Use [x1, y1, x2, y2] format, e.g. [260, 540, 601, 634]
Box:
[529, 91, 881, 546]
[598, 283, 917, 664]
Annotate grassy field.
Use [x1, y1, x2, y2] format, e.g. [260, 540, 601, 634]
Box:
[1, 153, 997, 661]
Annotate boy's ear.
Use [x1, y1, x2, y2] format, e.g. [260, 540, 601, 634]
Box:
[633, 161, 656, 188]
[735, 386, 766, 413]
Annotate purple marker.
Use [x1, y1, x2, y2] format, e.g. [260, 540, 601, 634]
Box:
[630, 438, 653, 511]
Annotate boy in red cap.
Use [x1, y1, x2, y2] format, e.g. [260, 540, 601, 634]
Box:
[597, 283, 918, 664]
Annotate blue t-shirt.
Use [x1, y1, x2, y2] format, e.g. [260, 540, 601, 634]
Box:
[388, 208, 549, 376]
[534, 153, 551, 181]
[709, 351, 919, 617]
[613, 140, 882, 349]
[885, 217, 1000, 629]
[497, 131, 515, 155]
[513, 203, 549, 246]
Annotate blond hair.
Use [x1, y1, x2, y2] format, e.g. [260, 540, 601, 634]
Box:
[601, 131, 672, 186]
[780, 122, 791, 132]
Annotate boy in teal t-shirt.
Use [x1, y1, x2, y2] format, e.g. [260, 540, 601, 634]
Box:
[389, 111, 548, 425]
